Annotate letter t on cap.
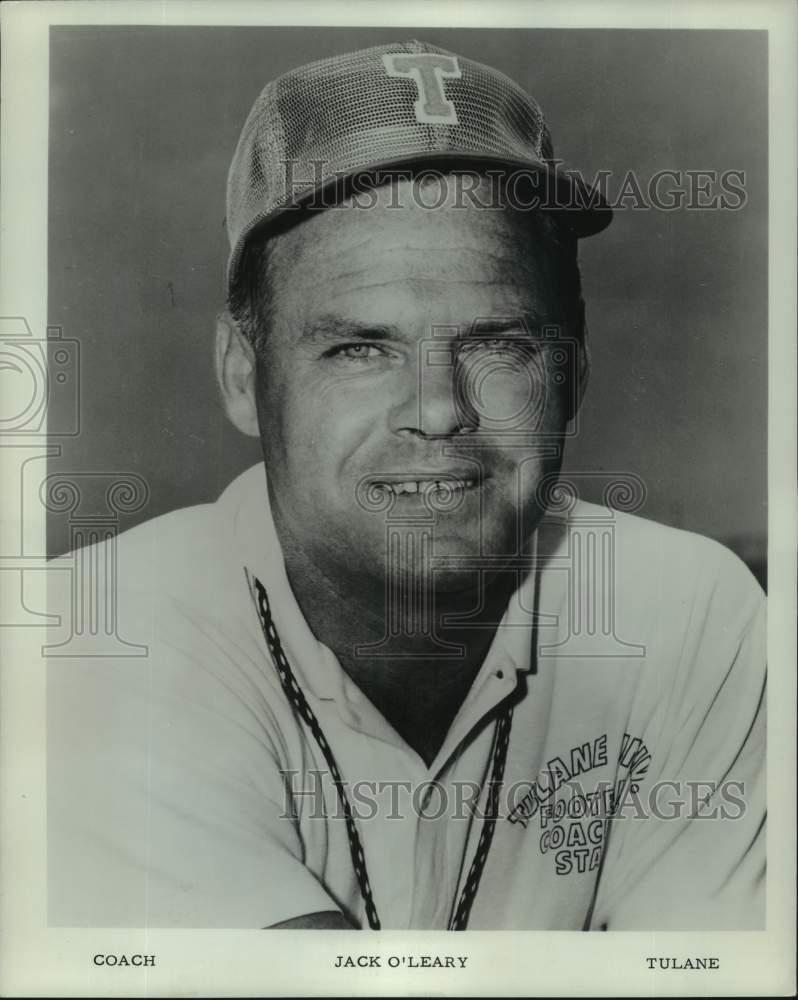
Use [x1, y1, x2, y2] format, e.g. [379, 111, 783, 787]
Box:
[382, 53, 462, 123]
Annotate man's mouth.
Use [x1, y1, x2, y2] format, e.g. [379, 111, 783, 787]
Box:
[369, 474, 480, 497]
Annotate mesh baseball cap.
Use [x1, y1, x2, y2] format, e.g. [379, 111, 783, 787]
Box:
[226, 39, 611, 289]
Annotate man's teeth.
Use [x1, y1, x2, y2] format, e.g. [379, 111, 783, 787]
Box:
[377, 479, 475, 495]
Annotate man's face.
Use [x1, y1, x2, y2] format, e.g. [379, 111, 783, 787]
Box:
[253, 176, 582, 593]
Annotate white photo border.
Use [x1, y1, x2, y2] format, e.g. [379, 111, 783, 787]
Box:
[0, 1, 795, 997]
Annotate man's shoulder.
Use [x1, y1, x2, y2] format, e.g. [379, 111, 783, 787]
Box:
[52, 464, 267, 609]
[105, 498, 232, 598]
[558, 499, 763, 615]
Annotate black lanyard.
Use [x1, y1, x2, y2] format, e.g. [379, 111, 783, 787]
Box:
[248, 571, 513, 930]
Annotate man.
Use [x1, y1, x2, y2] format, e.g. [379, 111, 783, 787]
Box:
[48, 40, 765, 930]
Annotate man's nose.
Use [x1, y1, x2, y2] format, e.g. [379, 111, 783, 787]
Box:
[388, 351, 478, 438]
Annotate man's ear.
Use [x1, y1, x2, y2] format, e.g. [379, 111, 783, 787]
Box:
[215, 310, 260, 438]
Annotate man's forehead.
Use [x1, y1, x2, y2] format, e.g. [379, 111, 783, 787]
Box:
[267, 254, 562, 353]
[271, 232, 555, 334]
[317, 277, 544, 326]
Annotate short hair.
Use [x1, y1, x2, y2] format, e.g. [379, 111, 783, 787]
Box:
[228, 171, 585, 360]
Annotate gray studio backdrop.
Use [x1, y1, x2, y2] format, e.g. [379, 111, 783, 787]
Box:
[47, 26, 767, 585]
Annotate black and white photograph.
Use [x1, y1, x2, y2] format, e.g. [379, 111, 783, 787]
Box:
[0, 1, 795, 996]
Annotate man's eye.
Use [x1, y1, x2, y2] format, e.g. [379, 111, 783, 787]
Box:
[328, 343, 386, 361]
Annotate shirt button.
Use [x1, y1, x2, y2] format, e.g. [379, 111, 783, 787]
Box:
[495, 669, 505, 680]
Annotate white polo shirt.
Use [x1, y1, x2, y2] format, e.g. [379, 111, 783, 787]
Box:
[47, 463, 766, 930]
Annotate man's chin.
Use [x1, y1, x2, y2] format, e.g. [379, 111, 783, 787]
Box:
[341, 522, 519, 578]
